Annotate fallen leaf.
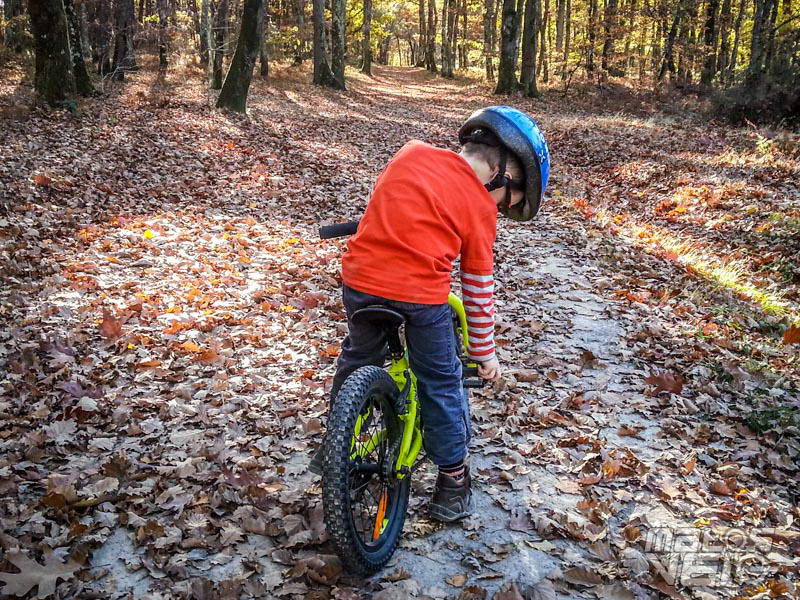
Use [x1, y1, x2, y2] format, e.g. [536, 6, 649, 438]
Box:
[43, 419, 77, 444]
[525, 579, 557, 600]
[0, 551, 81, 598]
[457, 585, 488, 599]
[710, 479, 733, 496]
[513, 369, 539, 383]
[644, 372, 683, 395]
[594, 583, 635, 600]
[579, 349, 598, 369]
[508, 507, 533, 532]
[385, 568, 412, 582]
[622, 547, 649, 576]
[196, 349, 220, 364]
[562, 566, 603, 586]
[783, 325, 800, 344]
[617, 424, 643, 436]
[100, 308, 123, 339]
[446, 573, 468, 587]
[555, 479, 582, 494]
[494, 582, 524, 600]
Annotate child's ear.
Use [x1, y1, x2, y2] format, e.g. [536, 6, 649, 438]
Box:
[509, 195, 524, 207]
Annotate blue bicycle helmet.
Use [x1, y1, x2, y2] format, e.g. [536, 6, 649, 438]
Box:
[458, 106, 550, 221]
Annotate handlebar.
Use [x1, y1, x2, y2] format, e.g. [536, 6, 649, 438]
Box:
[319, 220, 360, 239]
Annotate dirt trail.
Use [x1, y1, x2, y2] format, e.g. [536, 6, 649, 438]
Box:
[1, 63, 797, 600]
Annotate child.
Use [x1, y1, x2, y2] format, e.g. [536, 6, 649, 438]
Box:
[312, 106, 550, 522]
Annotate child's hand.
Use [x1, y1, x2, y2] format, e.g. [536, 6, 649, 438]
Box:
[477, 357, 501, 381]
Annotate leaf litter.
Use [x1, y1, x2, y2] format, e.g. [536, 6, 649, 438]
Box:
[0, 60, 798, 599]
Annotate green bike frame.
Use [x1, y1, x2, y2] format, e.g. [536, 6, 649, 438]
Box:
[382, 292, 471, 478]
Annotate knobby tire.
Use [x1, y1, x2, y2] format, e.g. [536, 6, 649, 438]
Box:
[321, 365, 411, 575]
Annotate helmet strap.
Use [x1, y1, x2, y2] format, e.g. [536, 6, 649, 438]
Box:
[484, 147, 508, 192]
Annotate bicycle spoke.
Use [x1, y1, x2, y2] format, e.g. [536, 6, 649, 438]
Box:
[345, 389, 403, 547]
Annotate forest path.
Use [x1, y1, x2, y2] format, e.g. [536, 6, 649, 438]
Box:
[0, 62, 797, 600]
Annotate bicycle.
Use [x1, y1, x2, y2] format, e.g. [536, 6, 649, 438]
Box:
[317, 220, 485, 575]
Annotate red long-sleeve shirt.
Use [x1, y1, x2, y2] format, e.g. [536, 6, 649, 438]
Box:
[342, 141, 498, 361]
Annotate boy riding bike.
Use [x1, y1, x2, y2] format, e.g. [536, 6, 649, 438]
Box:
[311, 106, 550, 523]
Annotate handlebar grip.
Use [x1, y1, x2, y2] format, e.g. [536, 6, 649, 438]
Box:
[464, 379, 485, 388]
[319, 220, 360, 239]
[463, 366, 479, 378]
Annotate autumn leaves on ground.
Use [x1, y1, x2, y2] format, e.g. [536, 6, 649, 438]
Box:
[1, 57, 799, 600]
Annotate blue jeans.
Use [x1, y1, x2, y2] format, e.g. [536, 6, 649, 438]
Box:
[331, 284, 470, 466]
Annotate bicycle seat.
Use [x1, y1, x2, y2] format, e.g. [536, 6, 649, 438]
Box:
[351, 306, 405, 329]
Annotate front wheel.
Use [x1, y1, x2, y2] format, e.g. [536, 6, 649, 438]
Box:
[321, 366, 411, 575]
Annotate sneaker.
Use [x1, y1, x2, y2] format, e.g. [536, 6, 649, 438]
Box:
[309, 446, 324, 475]
[429, 465, 474, 522]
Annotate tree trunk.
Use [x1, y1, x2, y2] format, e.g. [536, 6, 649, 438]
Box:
[64, 0, 94, 95]
[426, 0, 438, 71]
[448, 0, 458, 73]
[111, 0, 136, 80]
[601, 0, 618, 73]
[460, 0, 468, 68]
[658, 0, 682, 81]
[555, 0, 564, 51]
[763, 0, 779, 72]
[562, 0, 570, 78]
[95, 0, 113, 73]
[4, 0, 25, 53]
[216, 0, 264, 111]
[587, 0, 597, 72]
[727, 0, 745, 83]
[451, 0, 458, 70]
[651, 16, 662, 74]
[748, 0, 767, 80]
[259, 0, 268, 76]
[539, 0, 548, 81]
[495, 0, 520, 93]
[441, 0, 452, 76]
[158, 0, 168, 67]
[699, 0, 719, 86]
[637, 0, 647, 78]
[716, 0, 731, 79]
[312, 0, 338, 85]
[361, 0, 373, 74]
[483, 0, 497, 79]
[259, 40, 269, 77]
[28, 0, 76, 104]
[210, 0, 228, 88]
[292, 0, 305, 63]
[418, 0, 427, 66]
[378, 35, 391, 63]
[680, 0, 697, 84]
[200, 0, 210, 64]
[330, 0, 346, 87]
[521, 0, 539, 96]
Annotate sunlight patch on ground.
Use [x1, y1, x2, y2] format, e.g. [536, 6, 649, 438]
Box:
[589, 208, 800, 323]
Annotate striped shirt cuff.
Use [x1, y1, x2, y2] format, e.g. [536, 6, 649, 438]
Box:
[461, 270, 495, 362]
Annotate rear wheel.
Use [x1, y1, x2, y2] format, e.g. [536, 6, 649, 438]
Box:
[321, 366, 410, 575]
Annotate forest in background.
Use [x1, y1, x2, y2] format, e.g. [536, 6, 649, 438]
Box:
[1, 0, 799, 122]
